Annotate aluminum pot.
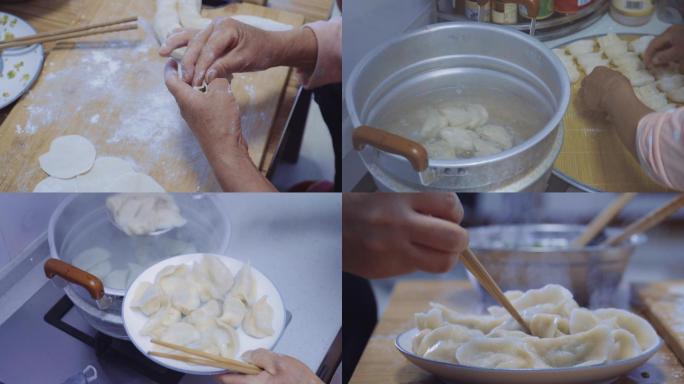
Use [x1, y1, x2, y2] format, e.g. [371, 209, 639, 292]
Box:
[467, 224, 647, 306]
[346, 23, 571, 191]
[44, 194, 230, 339]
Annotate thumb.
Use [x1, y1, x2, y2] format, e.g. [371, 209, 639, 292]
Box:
[242, 349, 279, 375]
[164, 59, 193, 102]
[651, 47, 679, 66]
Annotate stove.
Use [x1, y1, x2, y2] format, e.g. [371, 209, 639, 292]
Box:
[0, 280, 183, 384]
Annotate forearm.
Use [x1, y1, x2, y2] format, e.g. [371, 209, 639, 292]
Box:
[203, 142, 277, 192]
[273, 27, 318, 73]
[605, 92, 653, 159]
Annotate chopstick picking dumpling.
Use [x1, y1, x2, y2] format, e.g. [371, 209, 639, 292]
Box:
[242, 296, 275, 339]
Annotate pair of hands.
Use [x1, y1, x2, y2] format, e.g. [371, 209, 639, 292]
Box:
[216, 349, 322, 384]
[343, 193, 469, 279]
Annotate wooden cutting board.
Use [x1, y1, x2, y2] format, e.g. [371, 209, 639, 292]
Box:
[0, 1, 303, 192]
[633, 281, 684, 370]
[553, 34, 674, 193]
[350, 280, 684, 384]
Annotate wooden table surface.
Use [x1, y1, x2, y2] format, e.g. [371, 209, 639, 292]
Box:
[350, 280, 684, 384]
[0, 0, 333, 189]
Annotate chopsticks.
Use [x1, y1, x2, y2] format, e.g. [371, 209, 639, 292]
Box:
[0, 16, 138, 50]
[150, 339, 262, 375]
[460, 248, 531, 334]
[571, 193, 636, 248]
[601, 194, 684, 247]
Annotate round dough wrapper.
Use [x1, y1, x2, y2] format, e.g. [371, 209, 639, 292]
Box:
[33, 176, 79, 192]
[76, 156, 135, 192]
[109, 172, 166, 193]
[39, 135, 96, 179]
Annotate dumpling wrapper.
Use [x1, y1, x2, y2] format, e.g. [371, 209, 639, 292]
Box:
[218, 295, 247, 328]
[231, 262, 257, 305]
[39, 135, 96, 179]
[242, 296, 275, 339]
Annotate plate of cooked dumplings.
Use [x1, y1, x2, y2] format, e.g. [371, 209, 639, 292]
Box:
[553, 33, 683, 112]
[395, 284, 661, 384]
[123, 253, 287, 374]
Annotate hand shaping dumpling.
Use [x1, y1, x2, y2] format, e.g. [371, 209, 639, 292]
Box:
[242, 296, 275, 339]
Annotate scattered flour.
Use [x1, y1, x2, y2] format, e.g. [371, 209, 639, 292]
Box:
[90, 114, 100, 124]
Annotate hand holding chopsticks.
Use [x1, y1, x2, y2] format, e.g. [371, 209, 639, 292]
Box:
[150, 338, 262, 375]
[0, 16, 138, 51]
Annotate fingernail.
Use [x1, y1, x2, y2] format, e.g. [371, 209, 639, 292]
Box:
[182, 65, 192, 82]
[194, 71, 205, 86]
[207, 69, 217, 82]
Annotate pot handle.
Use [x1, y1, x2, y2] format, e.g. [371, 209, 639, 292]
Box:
[478, 0, 540, 19]
[352, 125, 429, 172]
[44, 259, 105, 300]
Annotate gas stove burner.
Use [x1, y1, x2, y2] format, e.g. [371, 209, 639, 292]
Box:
[45, 295, 183, 383]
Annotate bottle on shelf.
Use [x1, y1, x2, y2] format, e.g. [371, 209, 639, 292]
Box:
[555, 0, 595, 14]
[492, 0, 518, 24]
[519, 0, 553, 20]
[465, 0, 492, 22]
[610, 0, 655, 26]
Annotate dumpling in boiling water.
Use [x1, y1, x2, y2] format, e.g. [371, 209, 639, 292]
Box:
[231, 262, 257, 305]
[527, 325, 611, 368]
[104, 269, 129, 290]
[132, 282, 168, 316]
[192, 255, 234, 301]
[472, 137, 502, 157]
[438, 127, 478, 155]
[424, 139, 455, 160]
[88, 260, 112, 280]
[419, 109, 449, 139]
[185, 300, 221, 331]
[218, 295, 247, 328]
[141, 305, 182, 338]
[456, 338, 544, 369]
[593, 308, 659, 350]
[487, 284, 578, 319]
[73, 247, 110, 271]
[127, 263, 145, 288]
[475, 124, 513, 150]
[437, 103, 488, 130]
[242, 296, 275, 339]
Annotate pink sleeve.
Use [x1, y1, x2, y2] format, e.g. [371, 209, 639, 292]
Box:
[297, 16, 341, 89]
[636, 107, 684, 191]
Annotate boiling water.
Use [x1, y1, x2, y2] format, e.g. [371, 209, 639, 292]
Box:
[369, 83, 553, 160]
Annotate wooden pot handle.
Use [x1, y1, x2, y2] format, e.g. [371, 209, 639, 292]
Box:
[44, 258, 105, 300]
[352, 126, 429, 172]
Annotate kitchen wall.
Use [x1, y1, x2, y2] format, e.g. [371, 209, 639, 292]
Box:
[342, 0, 435, 190]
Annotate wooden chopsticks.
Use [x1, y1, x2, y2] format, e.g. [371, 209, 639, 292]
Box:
[460, 249, 530, 334]
[601, 194, 684, 247]
[150, 339, 262, 375]
[571, 193, 636, 248]
[0, 16, 138, 50]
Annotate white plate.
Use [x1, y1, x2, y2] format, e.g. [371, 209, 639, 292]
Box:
[123, 253, 287, 375]
[396, 328, 662, 384]
[0, 12, 44, 109]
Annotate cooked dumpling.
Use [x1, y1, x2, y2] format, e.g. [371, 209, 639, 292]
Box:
[106, 193, 186, 236]
[132, 282, 168, 316]
[456, 338, 544, 369]
[158, 264, 201, 315]
[593, 308, 659, 350]
[242, 296, 275, 338]
[413, 324, 483, 359]
[527, 326, 611, 368]
[420, 109, 449, 139]
[231, 262, 257, 305]
[475, 124, 513, 150]
[566, 39, 596, 56]
[424, 139, 456, 160]
[159, 322, 201, 347]
[437, 103, 489, 130]
[185, 300, 221, 331]
[529, 313, 565, 338]
[630, 35, 655, 56]
[207, 322, 241, 358]
[88, 260, 112, 280]
[218, 295, 247, 328]
[429, 303, 506, 333]
[141, 305, 182, 338]
[438, 126, 478, 154]
[192, 255, 234, 301]
[416, 307, 444, 330]
[611, 329, 642, 360]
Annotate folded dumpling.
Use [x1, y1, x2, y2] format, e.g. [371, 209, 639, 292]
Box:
[231, 262, 257, 305]
[527, 326, 611, 368]
[159, 322, 201, 347]
[593, 308, 659, 350]
[456, 338, 545, 369]
[243, 296, 275, 338]
[192, 255, 234, 301]
[218, 295, 247, 328]
[141, 305, 182, 338]
[629, 35, 655, 56]
[185, 300, 221, 331]
[132, 281, 168, 316]
[566, 39, 596, 56]
[412, 324, 483, 358]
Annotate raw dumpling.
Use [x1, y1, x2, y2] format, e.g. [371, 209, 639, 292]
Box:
[141, 305, 182, 338]
[557, 54, 581, 83]
[667, 87, 684, 103]
[604, 44, 630, 60]
[527, 326, 611, 368]
[576, 52, 610, 75]
[242, 296, 275, 339]
[185, 300, 221, 331]
[437, 103, 488, 130]
[635, 84, 669, 110]
[630, 35, 655, 56]
[456, 338, 543, 369]
[657, 74, 684, 92]
[612, 53, 644, 72]
[73, 247, 111, 271]
[104, 269, 129, 290]
[159, 322, 201, 347]
[218, 295, 247, 328]
[650, 63, 681, 80]
[231, 262, 257, 305]
[597, 33, 624, 51]
[622, 69, 656, 87]
[192, 255, 234, 301]
[566, 39, 596, 56]
[132, 282, 168, 316]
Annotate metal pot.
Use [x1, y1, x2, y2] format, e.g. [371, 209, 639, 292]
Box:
[468, 224, 647, 306]
[346, 23, 571, 191]
[44, 194, 230, 339]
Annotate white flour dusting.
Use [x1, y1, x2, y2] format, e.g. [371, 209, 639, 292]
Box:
[90, 114, 100, 124]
